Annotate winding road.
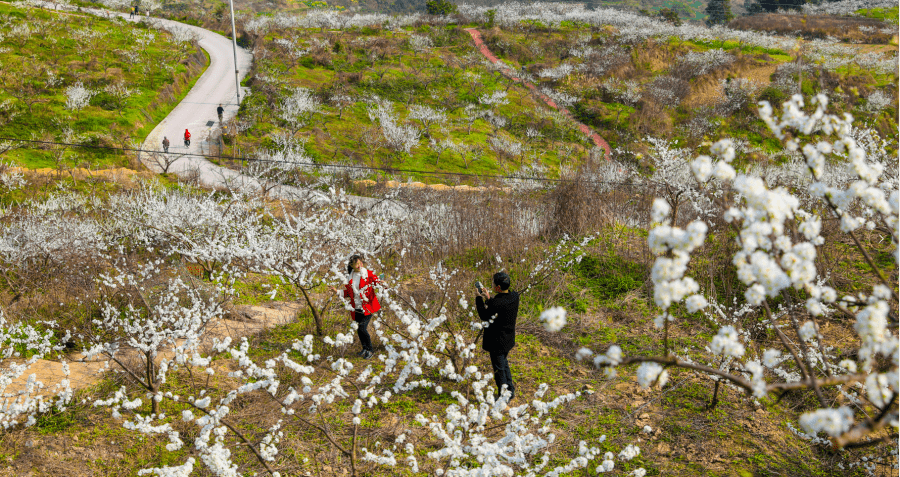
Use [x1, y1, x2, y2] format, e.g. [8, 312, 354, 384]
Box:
[115, 11, 397, 209]
[134, 17, 253, 185]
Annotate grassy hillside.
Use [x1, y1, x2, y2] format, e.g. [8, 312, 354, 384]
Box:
[231, 23, 596, 182]
[213, 5, 897, 185]
[0, 1, 206, 169]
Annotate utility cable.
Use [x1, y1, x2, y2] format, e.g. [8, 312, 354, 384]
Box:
[0, 136, 641, 186]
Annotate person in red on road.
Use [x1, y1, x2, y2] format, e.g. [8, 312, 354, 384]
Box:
[330, 254, 380, 359]
[183, 129, 191, 147]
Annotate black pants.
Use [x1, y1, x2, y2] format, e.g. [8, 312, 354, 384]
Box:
[489, 351, 514, 400]
[354, 311, 373, 352]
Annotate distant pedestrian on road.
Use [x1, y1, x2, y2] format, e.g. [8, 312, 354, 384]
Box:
[217, 104, 224, 124]
[162, 136, 169, 153]
[129, 5, 135, 18]
[183, 129, 191, 147]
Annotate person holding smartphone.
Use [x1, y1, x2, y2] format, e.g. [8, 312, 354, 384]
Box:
[330, 255, 380, 359]
[475, 271, 520, 402]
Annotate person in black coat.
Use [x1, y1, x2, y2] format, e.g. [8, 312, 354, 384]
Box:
[475, 271, 519, 401]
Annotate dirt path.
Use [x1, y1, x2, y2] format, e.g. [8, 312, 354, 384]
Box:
[4, 302, 303, 396]
[464, 28, 611, 161]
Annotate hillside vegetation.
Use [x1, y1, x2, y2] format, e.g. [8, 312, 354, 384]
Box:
[0, 2, 206, 169]
[0, 1, 894, 477]
[203, 2, 899, 187]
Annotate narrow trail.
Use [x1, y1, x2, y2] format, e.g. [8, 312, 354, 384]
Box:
[464, 28, 611, 161]
[6, 302, 303, 396]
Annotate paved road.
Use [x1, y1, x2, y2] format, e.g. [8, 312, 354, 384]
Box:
[119, 12, 400, 209]
[127, 14, 407, 211]
[127, 16, 258, 186]
[39, 5, 267, 194]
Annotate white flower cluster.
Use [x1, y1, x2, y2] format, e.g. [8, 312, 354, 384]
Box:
[673, 49, 734, 77]
[280, 87, 321, 132]
[709, 326, 745, 358]
[368, 101, 421, 154]
[800, 0, 896, 15]
[647, 199, 707, 312]
[636, 362, 668, 389]
[65, 82, 96, 110]
[539, 62, 576, 80]
[546, 93, 898, 454]
[599, 78, 642, 105]
[408, 34, 433, 53]
[0, 313, 73, 429]
[408, 104, 447, 131]
[478, 90, 509, 107]
[799, 406, 854, 437]
[865, 90, 893, 112]
[539, 306, 567, 332]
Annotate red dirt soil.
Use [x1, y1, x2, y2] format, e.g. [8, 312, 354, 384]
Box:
[465, 28, 611, 161]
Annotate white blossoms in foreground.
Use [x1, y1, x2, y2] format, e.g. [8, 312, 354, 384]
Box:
[762, 349, 782, 368]
[651, 198, 671, 224]
[540, 306, 567, 332]
[684, 294, 708, 313]
[575, 347, 593, 361]
[636, 362, 667, 389]
[799, 407, 854, 437]
[710, 326, 745, 358]
[798, 321, 818, 342]
[618, 444, 641, 460]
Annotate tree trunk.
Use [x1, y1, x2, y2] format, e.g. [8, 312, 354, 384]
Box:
[299, 286, 324, 336]
[146, 351, 159, 415]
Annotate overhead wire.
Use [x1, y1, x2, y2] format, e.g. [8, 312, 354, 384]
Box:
[0, 136, 639, 186]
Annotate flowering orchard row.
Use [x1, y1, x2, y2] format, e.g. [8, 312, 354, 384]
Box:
[0, 95, 896, 475]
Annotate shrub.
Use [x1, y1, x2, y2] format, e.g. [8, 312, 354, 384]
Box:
[574, 254, 645, 302]
[425, 0, 457, 15]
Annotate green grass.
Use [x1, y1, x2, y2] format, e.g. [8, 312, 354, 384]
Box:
[230, 25, 598, 184]
[229, 17, 897, 183]
[855, 6, 899, 23]
[684, 38, 788, 58]
[574, 253, 646, 302]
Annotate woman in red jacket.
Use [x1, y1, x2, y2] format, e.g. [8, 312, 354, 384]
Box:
[183, 129, 191, 147]
[330, 254, 380, 359]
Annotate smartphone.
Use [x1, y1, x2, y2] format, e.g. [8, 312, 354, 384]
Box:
[474, 281, 484, 292]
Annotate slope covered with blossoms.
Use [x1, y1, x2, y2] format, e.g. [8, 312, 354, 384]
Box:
[0, 1, 895, 476]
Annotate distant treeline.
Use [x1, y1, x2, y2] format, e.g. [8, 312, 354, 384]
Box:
[337, 0, 839, 20]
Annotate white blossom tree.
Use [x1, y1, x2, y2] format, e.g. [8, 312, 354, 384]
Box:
[559, 95, 898, 452]
[280, 87, 322, 136]
[65, 82, 96, 110]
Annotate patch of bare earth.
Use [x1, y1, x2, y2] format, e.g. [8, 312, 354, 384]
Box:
[685, 62, 779, 108]
[4, 302, 302, 396]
